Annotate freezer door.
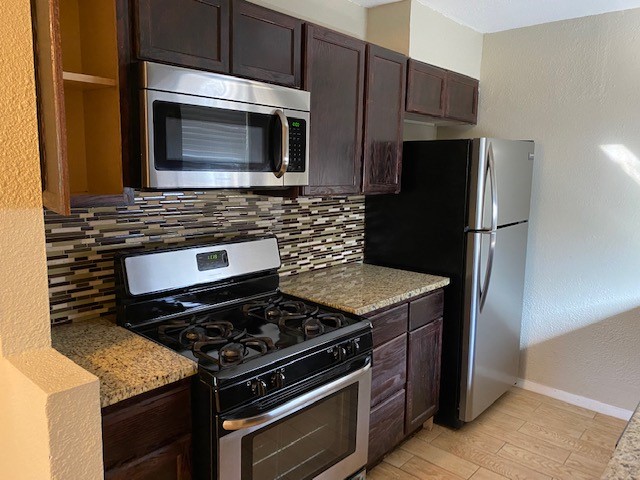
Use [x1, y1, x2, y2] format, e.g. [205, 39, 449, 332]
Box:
[472, 139, 534, 230]
[460, 222, 529, 422]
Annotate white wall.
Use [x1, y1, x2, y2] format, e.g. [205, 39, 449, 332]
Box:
[367, 0, 411, 55]
[366, 0, 484, 79]
[248, 0, 368, 39]
[441, 9, 640, 410]
[408, 0, 483, 79]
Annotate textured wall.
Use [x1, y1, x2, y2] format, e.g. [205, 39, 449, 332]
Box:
[0, 0, 103, 478]
[440, 9, 640, 410]
[248, 0, 368, 39]
[45, 191, 365, 325]
[367, 0, 412, 54]
[366, 0, 484, 79]
[408, 0, 483, 79]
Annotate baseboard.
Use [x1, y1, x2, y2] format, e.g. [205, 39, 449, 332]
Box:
[516, 378, 633, 420]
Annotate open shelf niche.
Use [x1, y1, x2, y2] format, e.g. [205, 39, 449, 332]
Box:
[59, 0, 124, 198]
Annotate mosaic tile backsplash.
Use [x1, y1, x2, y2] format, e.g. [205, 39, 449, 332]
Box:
[45, 191, 365, 325]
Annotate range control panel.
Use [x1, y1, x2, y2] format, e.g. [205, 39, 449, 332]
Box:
[216, 330, 373, 412]
[287, 118, 307, 173]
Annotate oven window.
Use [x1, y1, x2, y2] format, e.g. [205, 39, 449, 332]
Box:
[153, 101, 280, 172]
[241, 384, 358, 480]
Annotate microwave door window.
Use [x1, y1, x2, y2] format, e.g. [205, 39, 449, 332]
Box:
[153, 101, 276, 172]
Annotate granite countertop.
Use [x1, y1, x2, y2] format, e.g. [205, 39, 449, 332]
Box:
[602, 403, 640, 479]
[52, 317, 197, 408]
[280, 263, 450, 315]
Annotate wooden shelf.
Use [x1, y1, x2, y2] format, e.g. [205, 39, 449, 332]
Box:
[63, 71, 116, 90]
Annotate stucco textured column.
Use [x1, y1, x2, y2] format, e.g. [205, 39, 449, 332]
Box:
[0, 0, 103, 478]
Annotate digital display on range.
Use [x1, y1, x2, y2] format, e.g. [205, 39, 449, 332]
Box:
[196, 250, 229, 271]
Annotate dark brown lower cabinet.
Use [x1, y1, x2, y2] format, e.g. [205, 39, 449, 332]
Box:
[365, 288, 445, 468]
[105, 435, 191, 480]
[102, 379, 192, 480]
[368, 388, 406, 465]
[371, 334, 407, 407]
[405, 318, 443, 434]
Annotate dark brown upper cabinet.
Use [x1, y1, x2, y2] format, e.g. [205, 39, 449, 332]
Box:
[135, 0, 230, 73]
[406, 59, 479, 125]
[362, 45, 407, 195]
[445, 70, 479, 124]
[302, 24, 365, 196]
[231, 0, 302, 88]
[406, 59, 446, 118]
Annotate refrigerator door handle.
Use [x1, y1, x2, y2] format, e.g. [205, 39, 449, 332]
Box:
[474, 142, 499, 233]
[479, 232, 497, 311]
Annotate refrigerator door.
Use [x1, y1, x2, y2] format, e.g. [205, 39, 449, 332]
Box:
[460, 221, 529, 422]
[471, 139, 534, 230]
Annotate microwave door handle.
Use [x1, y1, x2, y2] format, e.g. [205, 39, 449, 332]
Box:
[274, 109, 290, 178]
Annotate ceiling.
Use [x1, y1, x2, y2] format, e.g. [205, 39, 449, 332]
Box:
[350, 0, 640, 33]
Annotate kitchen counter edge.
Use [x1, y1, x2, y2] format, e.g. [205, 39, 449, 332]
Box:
[280, 263, 450, 316]
[52, 317, 197, 408]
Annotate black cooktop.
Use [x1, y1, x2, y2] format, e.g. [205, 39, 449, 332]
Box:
[134, 292, 362, 372]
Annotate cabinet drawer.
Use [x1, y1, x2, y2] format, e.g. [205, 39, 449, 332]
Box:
[409, 289, 444, 330]
[368, 388, 405, 466]
[367, 304, 408, 347]
[102, 380, 192, 471]
[371, 334, 407, 407]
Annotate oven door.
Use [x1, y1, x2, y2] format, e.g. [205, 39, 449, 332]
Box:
[218, 359, 371, 480]
[141, 89, 310, 189]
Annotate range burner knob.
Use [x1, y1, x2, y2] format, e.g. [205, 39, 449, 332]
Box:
[333, 346, 347, 361]
[251, 379, 268, 397]
[271, 372, 286, 389]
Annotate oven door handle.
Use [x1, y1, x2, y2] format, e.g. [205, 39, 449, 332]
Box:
[222, 361, 371, 431]
[274, 109, 290, 179]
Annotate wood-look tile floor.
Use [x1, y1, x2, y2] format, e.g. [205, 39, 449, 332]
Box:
[368, 387, 627, 480]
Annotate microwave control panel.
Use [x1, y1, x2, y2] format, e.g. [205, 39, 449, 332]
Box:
[287, 118, 307, 172]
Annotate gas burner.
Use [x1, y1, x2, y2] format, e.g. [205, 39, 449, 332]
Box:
[281, 300, 319, 317]
[241, 295, 283, 316]
[302, 317, 325, 338]
[159, 319, 237, 347]
[220, 343, 245, 364]
[193, 335, 276, 366]
[317, 312, 345, 329]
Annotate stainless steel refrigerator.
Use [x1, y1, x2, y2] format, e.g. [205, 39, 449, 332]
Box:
[365, 138, 534, 427]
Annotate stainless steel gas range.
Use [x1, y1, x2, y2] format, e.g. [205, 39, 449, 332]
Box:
[115, 236, 372, 480]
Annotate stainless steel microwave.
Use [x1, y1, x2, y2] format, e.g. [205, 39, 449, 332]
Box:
[140, 62, 310, 189]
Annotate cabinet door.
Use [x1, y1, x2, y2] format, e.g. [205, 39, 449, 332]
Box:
[445, 71, 479, 124]
[102, 381, 192, 472]
[405, 318, 443, 434]
[136, 0, 230, 73]
[32, 0, 71, 215]
[371, 334, 407, 407]
[368, 388, 405, 467]
[105, 435, 191, 480]
[406, 59, 446, 118]
[231, 0, 301, 87]
[302, 24, 365, 196]
[362, 44, 407, 195]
